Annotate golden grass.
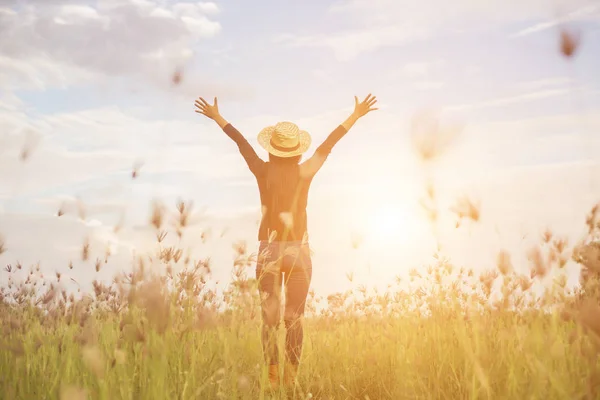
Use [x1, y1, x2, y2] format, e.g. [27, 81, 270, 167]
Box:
[0, 197, 599, 399]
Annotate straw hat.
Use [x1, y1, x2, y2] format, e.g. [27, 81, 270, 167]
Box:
[257, 121, 311, 158]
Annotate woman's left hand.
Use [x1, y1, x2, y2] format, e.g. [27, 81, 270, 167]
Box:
[353, 94, 378, 118]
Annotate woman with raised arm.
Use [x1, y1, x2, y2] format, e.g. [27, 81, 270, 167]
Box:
[194, 94, 378, 390]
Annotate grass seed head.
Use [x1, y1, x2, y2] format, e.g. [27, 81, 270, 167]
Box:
[150, 200, 166, 230]
[82, 237, 90, 261]
[496, 250, 513, 276]
[560, 27, 580, 58]
[450, 196, 480, 222]
[0, 235, 6, 255]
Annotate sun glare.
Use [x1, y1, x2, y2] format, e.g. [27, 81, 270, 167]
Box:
[366, 204, 417, 245]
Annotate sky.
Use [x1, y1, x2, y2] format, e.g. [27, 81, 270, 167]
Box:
[1, 0, 600, 297]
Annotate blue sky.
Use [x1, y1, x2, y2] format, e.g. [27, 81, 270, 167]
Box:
[1, 0, 600, 295]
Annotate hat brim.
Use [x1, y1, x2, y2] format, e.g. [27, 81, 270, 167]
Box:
[257, 126, 312, 158]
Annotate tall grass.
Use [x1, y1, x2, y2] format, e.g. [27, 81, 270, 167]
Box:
[1, 196, 599, 399]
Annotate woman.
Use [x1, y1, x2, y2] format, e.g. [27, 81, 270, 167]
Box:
[194, 94, 378, 389]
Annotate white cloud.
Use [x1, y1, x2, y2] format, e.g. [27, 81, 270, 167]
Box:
[0, 54, 94, 91]
[0, 100, 263, 200]
[513, 77, 572, 91]
[311, 68, 335, 83]
[511, 20, 560, 38]
[278, 0, 595, 61]
[85, 219, 103, 227]
[275, 25, 430, 62]
[435, 111, 600, 192]
[329, 0, 593, 25]
[55, 4, 107, 24]
[413, 81, 445, 91]
[0, 0, 223, 90]
[511, 4, 600, 37]
[447, 88, 571, 112]
[401, 62, 434, 79]
[381, 60, 448, 90]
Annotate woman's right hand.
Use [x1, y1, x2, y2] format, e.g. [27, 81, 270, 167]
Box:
[194, 97, 220, 120]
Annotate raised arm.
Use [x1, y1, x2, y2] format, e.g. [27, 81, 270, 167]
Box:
[300, 94, 378, 178]
[195, 97, 264, 176]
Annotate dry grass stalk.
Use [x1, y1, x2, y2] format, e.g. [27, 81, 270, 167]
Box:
[132, 160, 144, 179]
[19, 129, 40, 162]
[82, 237, 90, 261]
[559, 27, 580, 58]
[527, 246, 548, 279]
[76, 198, 86, 221]
[410, 110, 463, 162]
[57, 202, 66, 217]
[496, 250, 513, 276]
[172, 67, 183, 85]
[450, 196, 480, 223]
[150, 200, 167, 230]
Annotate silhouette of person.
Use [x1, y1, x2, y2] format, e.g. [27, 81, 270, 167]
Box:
[194, 94, 378, 389]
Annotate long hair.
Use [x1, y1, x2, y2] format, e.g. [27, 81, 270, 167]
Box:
[268, 153, 302, 165]
[266, 153, 302, 193]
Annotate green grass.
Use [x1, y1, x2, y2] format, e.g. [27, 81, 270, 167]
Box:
[1, 286, 598, 399]
[2, 200, 600, 399]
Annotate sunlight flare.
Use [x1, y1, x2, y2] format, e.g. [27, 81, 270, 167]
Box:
[364, 204, 422, 247]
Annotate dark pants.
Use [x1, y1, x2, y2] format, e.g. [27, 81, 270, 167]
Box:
[256, 241, 312, 365]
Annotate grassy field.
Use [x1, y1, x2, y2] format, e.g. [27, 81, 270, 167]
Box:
[0, 307, 597, 399]
[2, 170, 600, 400]
[1, 227, 600, 400]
